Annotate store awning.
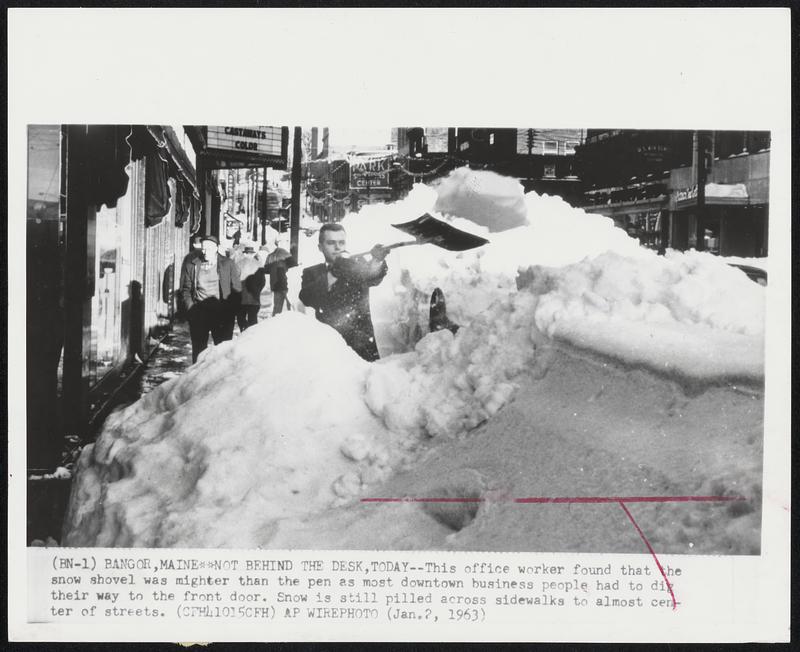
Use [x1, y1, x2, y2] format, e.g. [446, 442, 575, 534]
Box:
[147, 126, 198, 193]
[706, 183, 748, 201]
[675, 182, 750, 208]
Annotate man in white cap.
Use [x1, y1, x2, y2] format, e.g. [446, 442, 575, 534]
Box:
[180, 234, 241, 362]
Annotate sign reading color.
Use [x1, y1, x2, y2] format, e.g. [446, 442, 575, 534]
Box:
[207, 126, 284, 156]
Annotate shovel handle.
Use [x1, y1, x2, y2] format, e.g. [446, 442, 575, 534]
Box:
[385, 240, 428, 251]
[349, 239, 431, 259]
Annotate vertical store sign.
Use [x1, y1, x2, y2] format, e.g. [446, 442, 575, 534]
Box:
[227, 170, 235, 214]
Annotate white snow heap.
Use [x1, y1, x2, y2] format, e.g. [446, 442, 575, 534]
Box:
[63, 168, 766, 551]
[518, 248, 765, 380]
[365, 291, 547, 440]
[433, 167, 528, 232]
[63, 313, 396, 547]
[324, 168, 764, 374]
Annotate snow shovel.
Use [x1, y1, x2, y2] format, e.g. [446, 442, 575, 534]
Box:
[349, 213, 489, 259]
[389, 212, 488, 252]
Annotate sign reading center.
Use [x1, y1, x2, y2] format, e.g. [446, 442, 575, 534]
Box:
[207, 126, 284, 156]
[349, 155, 393, 190]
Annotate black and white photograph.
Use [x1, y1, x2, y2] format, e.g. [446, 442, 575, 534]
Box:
[27, 125, 769, 555]
[8, 7, 791, 645]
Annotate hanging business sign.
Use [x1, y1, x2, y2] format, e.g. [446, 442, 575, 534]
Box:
[201, 126, 289, 169]
[676, 185, 698, 204]
[425, 127, 449, 153]
[637, 143, 670, 165]
[349, 155, 393, 190]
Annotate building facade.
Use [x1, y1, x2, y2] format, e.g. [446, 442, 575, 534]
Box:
[575, 129, 770, 256]
[26, 125, 204, 471]
[393, 127, 585, 205]
[304, 157, 352, 222]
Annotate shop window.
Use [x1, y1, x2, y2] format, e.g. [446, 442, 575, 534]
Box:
[715, 131, 746, 159]
[543, 164, 556, 178]
[88, 202, 127, 385]
[748, 131, 771, 153]
[543, 141, 559, 155]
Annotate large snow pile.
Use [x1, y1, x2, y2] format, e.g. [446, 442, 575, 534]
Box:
[63, 168, 765, 552]
[433, 167, 528, 232]
[519, 248, 764, 381]
[265, 347, 763, 555]
[64, 315, 390, 547]
[290, 168, 762, 376]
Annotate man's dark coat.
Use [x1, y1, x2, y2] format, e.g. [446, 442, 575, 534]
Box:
[180, 254, 242, 310]
[299, 260, 387, 361]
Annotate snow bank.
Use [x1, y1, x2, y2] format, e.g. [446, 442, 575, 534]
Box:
[519, 248, 765, 381]
[63, 314, 397, 547]
[365, 292, 549, 440]
[433, 167, 528, 232]
[63, 168, 766, 551]
[297, 168, 764, 381]
[266, 347, 763, 554]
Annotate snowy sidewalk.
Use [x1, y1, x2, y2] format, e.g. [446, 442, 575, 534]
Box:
[139, 320, 193, 395]
[141, 288, 280, 395]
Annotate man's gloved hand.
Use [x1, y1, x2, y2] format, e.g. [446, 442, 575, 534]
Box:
[370, 244, 390, 261]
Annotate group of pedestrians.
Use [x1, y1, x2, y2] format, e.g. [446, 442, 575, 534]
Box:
[180, 223, 396, 365]
[179, 234, 294, 363]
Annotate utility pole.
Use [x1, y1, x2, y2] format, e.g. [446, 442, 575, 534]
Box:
[261, 166, 268, 245]
[252, 168, 259, 242]
[290, 126, 302, 260]
[694, 130, 713, 251]
[526, 128, 535, 189]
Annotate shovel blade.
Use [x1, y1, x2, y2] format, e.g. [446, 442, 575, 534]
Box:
[391, 213, 489, 251]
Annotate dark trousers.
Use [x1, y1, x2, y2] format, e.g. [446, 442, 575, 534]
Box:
[272, 291, 289, 315]
[188, 299, 235, 363]
[237, 305, 260, 331]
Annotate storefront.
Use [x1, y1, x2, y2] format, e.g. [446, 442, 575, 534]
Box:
[26, 125, 200, 470]
[670, 181, 767, 257]
[583, 194, 670, 253]
[185, 125, 289, 246]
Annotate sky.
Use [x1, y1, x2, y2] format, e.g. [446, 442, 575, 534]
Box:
[328, 127, 394, 153]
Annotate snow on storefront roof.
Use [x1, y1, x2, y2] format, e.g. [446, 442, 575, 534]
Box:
[706, 182, 748, 199]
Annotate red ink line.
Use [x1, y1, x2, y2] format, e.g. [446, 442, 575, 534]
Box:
[360, 495, 744, 504]
[618, 501, 678, 611]
[360, 497, 485, 503]
[513, 495, 743, 504]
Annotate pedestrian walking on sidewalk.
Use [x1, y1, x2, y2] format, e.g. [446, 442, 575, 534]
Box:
[236, 245, 266, 331]
[180, 235, 242, 363]
[266, 247, 295, 315]
[177, 235, 203, 319]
